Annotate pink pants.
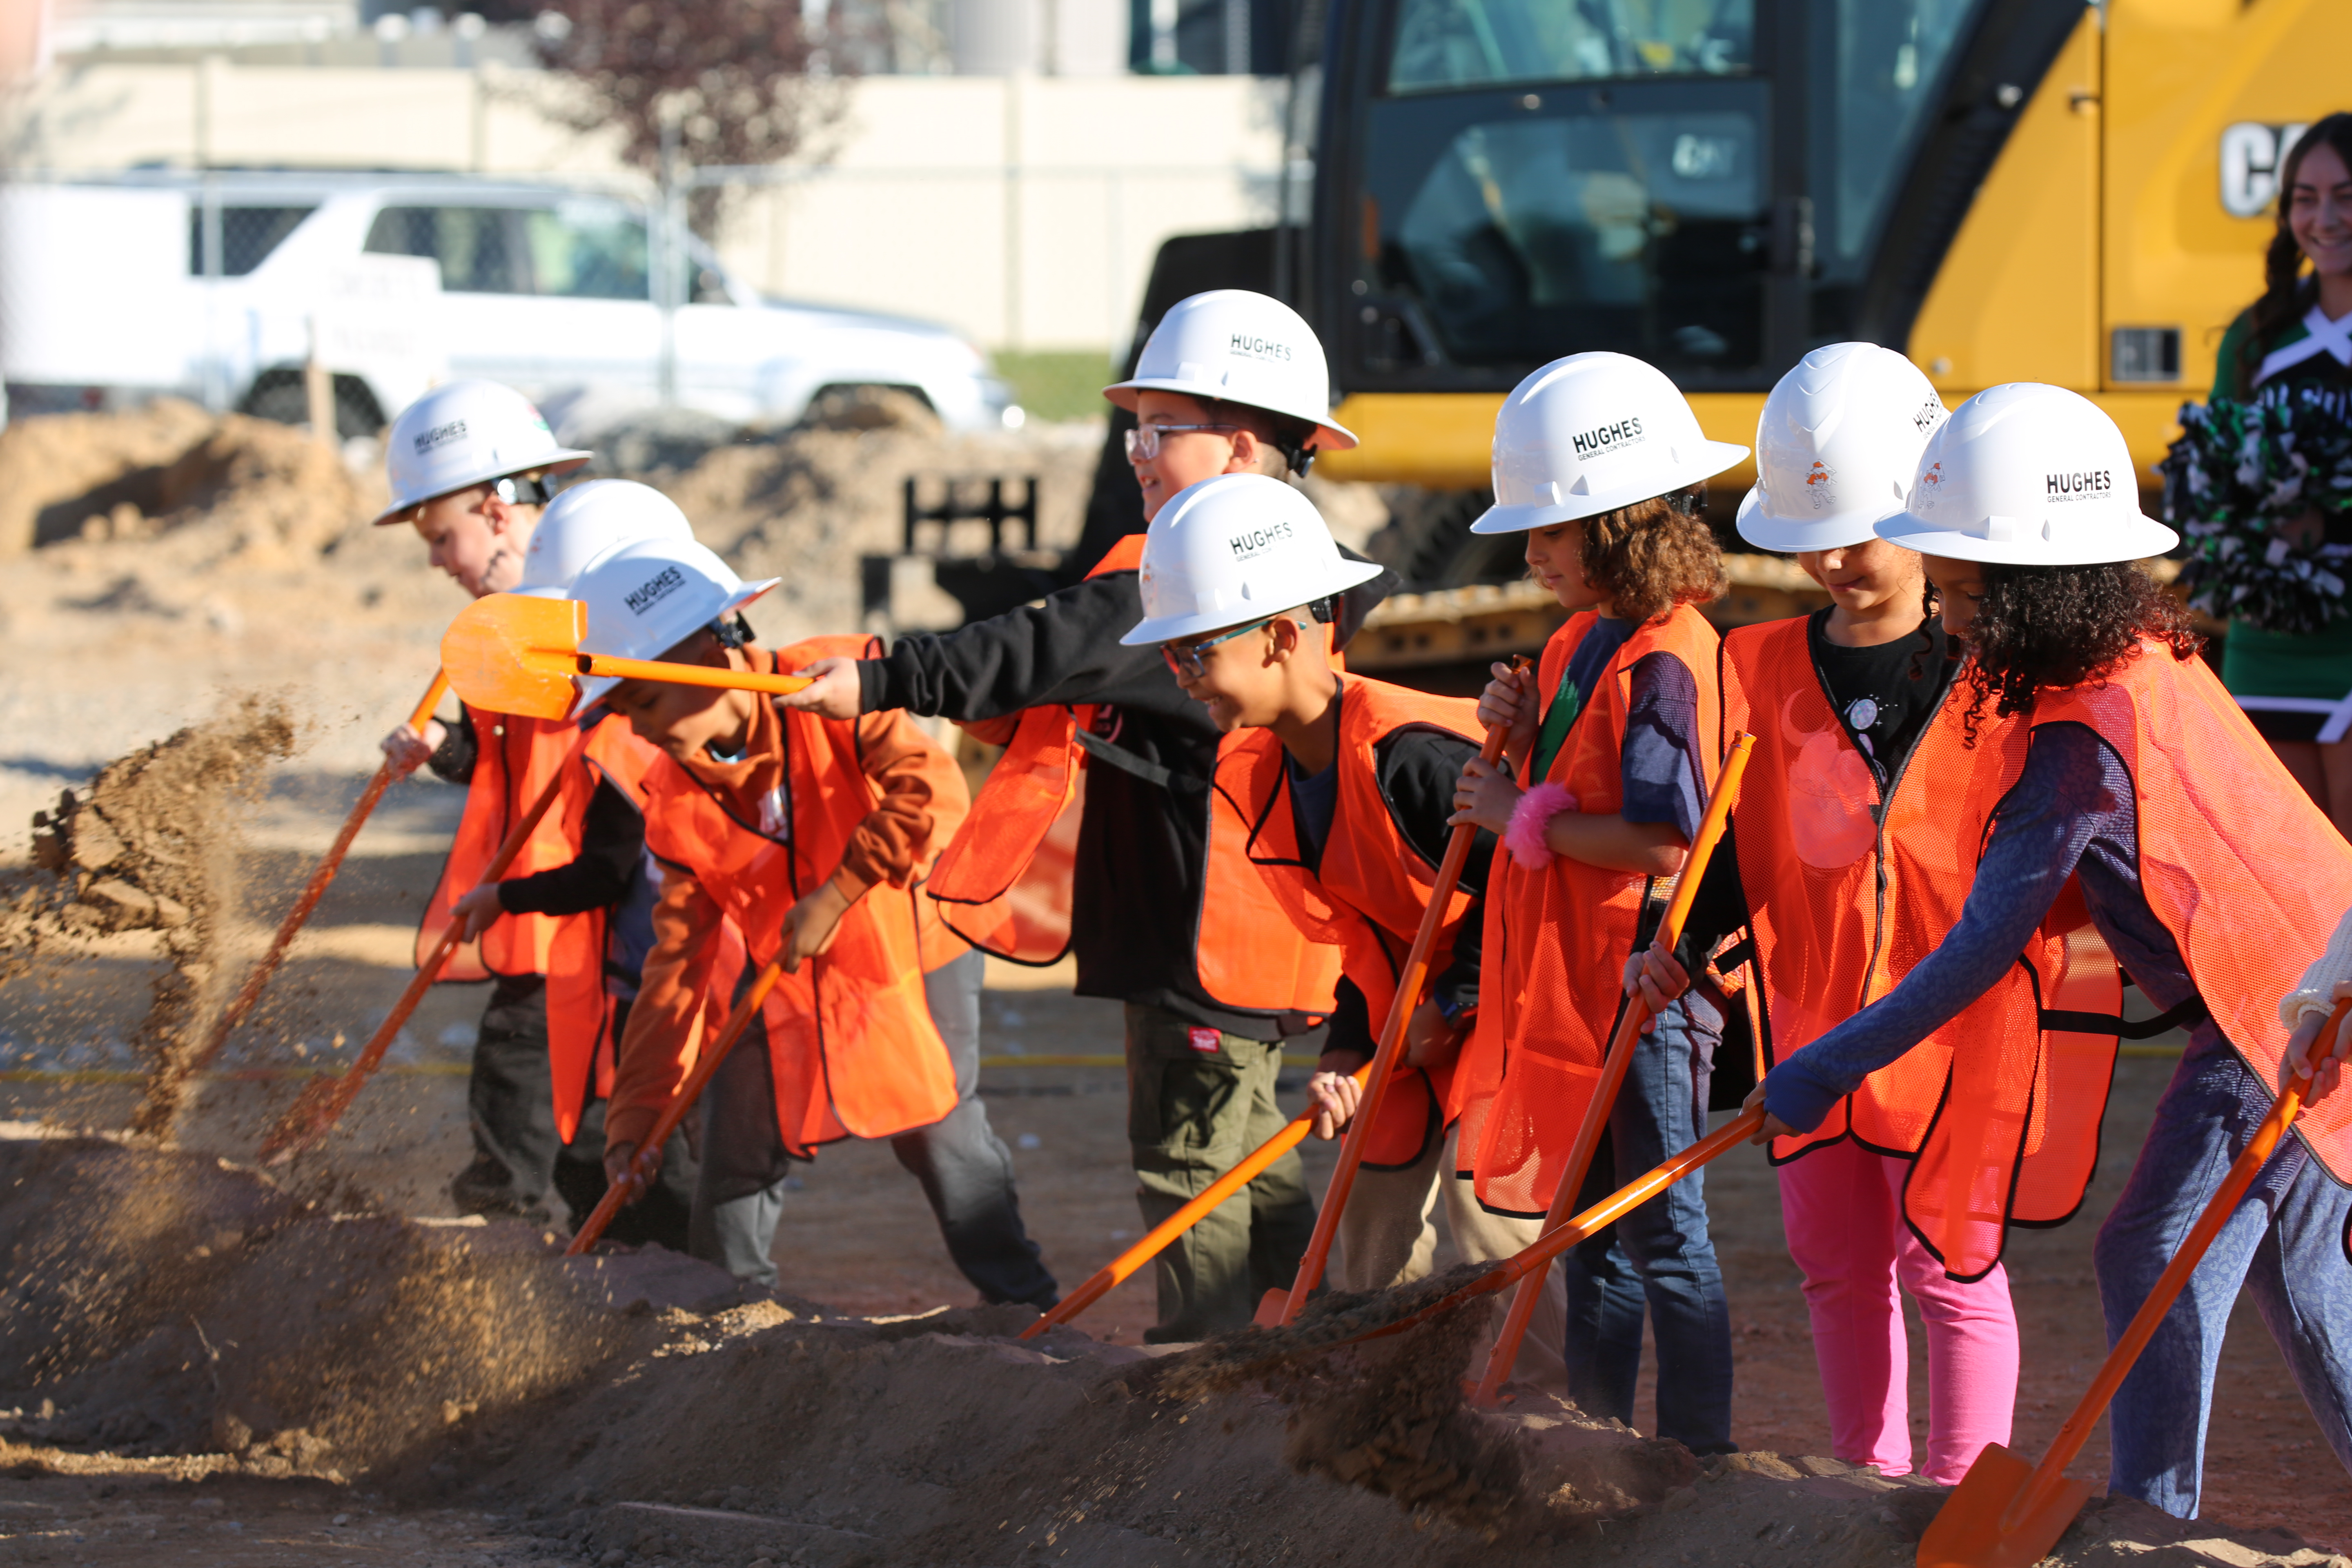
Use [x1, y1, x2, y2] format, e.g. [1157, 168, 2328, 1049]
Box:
[1777, 1140, 2019, 1483]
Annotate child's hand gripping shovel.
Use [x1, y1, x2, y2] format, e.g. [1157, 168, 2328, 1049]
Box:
[438, 594, 811, 721]
[1914, 997, 2352, 1568]
[157, 672, 452, 1124]
[566, 955, 791, 1255]
[254, 731, 584, 1166]
[1470, 730, 1755, 1404]
[1251, 705, 1519, 1330]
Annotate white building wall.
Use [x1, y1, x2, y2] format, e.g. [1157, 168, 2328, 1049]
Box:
[4, 61, 1285, 349]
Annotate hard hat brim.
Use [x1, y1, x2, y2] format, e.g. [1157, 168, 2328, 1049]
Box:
[1118, 555, 1385, 647]
[1470, 440, 1750, 534]
[1734, 483, 1900, 553]
[1102, 377, 1360, 452]
[1873, 508, 2180, 566]
[370, 450, 595, 527]
[569, 576, 782, 719]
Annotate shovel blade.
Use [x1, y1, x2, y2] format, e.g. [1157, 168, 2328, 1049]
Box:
[256, 1074, 347, 1167]
[1252, 1288, 1289, 1328]
[440, 595, 585, 721]
[1915, 1444, 2094, 1568]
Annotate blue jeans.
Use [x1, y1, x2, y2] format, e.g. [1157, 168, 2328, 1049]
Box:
[2094, 1026, 2352, 1516]
[1561, 989, 1736, 1453]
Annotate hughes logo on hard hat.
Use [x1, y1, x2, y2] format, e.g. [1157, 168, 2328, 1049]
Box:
[624, 566, 688, 615]
[1228, 519, 1297, 561]
[1227, 333, 1294, 364]
[1571, 416, 1645, 459]
[1913, 398, 1947, 436]
[414, 419, 470, 454]
[2045, 470, 2113, 501]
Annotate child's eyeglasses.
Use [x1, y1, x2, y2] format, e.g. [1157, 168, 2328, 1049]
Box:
[1124, 423, 1240, 462]
[1160, 616, 1277, 679]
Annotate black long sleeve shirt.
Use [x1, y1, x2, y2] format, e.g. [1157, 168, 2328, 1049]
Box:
[855, 549, 1396, 1038]
[425, 707, 643, 920]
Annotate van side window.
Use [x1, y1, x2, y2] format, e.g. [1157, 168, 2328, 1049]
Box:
[363, 205, 525, 294]
[522, 200, 650, 300]
[187, 205, 316, 276]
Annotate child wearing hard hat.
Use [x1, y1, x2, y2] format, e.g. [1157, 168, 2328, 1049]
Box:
[777, 291, 1393, 1341]
[424, 480, 707, 1248]
[1120, 472, 1493, 1301]
[1448, 351, 1744, 1451]
[372, 380, 619, 1224]
[568, 538, 1057, 1304]
[1648, 383, 2352, 1513]
[1663, 344, 2040, 1485]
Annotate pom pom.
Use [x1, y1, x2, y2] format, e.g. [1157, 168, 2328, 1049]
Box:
[1505, 782, 1579, 870]
[2162, 383, 2352, 635]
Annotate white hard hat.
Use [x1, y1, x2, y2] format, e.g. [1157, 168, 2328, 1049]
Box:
[566, 537, 780, 716]
[1737, 344, 1948, 552]
[1875, 383, 2178, 566]
[373, 379, 593, 526]
[1472, 352, 1748, 535]
[513, 481, 696, 597]
[1105, 290, 1358, 452]
[1119, 473, 1383, 646]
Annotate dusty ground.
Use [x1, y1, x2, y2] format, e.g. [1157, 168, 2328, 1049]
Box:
[0, 404, 2343, 1566]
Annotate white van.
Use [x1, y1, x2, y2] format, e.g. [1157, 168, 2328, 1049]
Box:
[0, 170, 1022, 437]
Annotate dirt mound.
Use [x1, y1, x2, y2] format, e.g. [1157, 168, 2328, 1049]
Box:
[0, 1133, 2337, 1568]
[0, 402, 374, 559]
[18, 698, 298, 1131]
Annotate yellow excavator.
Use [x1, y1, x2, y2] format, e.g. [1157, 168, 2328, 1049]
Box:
[1060, 0, 2345, 683]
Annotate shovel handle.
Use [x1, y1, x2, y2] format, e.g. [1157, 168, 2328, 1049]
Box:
[185, 671, 452, 1082]
[1472, 731, 1754, 1403]
[566, 954, 790, 1256]
[572, 653, 813, 698]
[256, 721, 577, 1165]
[1339, 1106, 1770, 1352]
[1998, 1009, 2341, 1532]
[1272, 706, 1517, 1325]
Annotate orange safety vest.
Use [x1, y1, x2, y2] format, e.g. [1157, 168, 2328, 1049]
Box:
[417, 708, 664, 1141]
[925, 535, 1343, 1015]
[2010, 646, 2352, 1188]
[1221, 675, 1484, 1169]
[1721, 617, 2124, 1279]
[1466, 603, 1722, 1218]
[642, 635, 961, 1156]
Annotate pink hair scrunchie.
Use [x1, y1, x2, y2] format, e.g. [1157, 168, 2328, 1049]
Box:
[1505, 782, 1579, 870]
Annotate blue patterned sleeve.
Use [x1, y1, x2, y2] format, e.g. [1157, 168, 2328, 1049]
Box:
[1620, 651, 1707, 842]
[1762, 724, 2116, 1132]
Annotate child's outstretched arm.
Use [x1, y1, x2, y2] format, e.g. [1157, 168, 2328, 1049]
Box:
[2281, 909, 2352, 1100]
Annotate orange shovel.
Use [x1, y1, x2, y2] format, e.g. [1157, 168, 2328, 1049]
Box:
[254, 732, 584, 1166]
[1915, 1000, 2350, 1568]
[439, 594, 811, 723]
[1253, 707, 1516, 1329]
[1471, 730, 1754, 1403]
[177, 670, 452, 1088]
[566, 953, 789, 1255]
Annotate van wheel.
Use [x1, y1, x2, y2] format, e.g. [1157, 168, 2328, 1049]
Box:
[239, 372, 385, 442]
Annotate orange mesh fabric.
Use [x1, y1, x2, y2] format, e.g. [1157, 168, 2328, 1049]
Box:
[925, 702, 1085, 964]
[1226, 676, 1482, 1167]
[2033, 645, 2352, 1187]
[416, 709, 601, 982]
[1469, 605, 1722, 1217]
[642, 634, 958, 1155]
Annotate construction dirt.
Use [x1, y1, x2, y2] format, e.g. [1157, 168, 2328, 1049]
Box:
[0, 403, 2343, 1565]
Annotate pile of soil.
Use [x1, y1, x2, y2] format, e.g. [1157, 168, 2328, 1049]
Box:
[13, 701, 298, 1132]
[0, 1132, 2340, 1568]
[0, 401, 373, 559]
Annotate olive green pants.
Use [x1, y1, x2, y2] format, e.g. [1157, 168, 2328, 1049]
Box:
[1125, 1003, 1316, 1343]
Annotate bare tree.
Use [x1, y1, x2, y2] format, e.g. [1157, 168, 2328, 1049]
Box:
[535, 0, 846, 230]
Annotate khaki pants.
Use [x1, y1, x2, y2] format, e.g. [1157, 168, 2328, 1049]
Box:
[1442, 1125, 1571, 1395]
[1125, 1004, 1316, 1343]
[1334, 1127, 1444, 1292]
